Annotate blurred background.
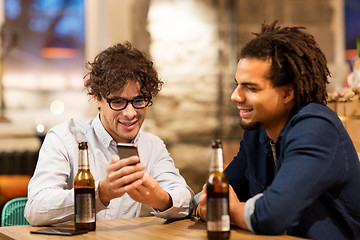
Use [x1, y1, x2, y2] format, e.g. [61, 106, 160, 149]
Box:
[0, 0, 359, 204]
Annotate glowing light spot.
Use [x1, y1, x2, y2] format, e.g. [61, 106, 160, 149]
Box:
[50, 100, 65, 115]
[36, 124, 45, 133]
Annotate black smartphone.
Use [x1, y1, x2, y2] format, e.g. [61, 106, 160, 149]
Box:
[30, 228, 88, 236]
[117, 143, 140, 163]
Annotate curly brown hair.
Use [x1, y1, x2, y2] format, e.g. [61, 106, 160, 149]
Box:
[240, 20, 330, 111]
[84, 42, 163, 101]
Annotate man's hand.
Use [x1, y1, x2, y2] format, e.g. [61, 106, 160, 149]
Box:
[99, 154, 146, 204]
[127, 173, 173, 212]
[197, 184, 207, 220]
[197, 184, 248, 230]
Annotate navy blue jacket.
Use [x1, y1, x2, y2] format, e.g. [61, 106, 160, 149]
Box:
[225, 103, 360, 239]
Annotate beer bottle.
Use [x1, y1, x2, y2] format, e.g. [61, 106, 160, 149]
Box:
[74, 142, 96, 231]
[207, 139, 230, 240]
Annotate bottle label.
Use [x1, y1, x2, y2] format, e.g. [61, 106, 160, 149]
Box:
[75, 193, 95, 223]
[207, 198, 230, 231]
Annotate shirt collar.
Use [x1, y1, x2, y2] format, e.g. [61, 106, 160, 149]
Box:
[91, 114, 113, 148]
[258, 129, 282, 145]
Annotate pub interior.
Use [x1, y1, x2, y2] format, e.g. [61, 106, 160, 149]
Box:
[0, 0, 359, 228]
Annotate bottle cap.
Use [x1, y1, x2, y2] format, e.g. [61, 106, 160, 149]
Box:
[211, 139, 222, 148]
[78, 142, 88, 149]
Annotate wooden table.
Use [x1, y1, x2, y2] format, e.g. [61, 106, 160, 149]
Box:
[0, 216, 306, 240]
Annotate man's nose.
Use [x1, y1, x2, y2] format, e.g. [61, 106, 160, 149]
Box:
[231, 87, 244, 103]
[122, 102, 137, 118]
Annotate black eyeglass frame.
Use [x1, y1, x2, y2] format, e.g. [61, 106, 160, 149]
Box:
[105, 97, 153, 111]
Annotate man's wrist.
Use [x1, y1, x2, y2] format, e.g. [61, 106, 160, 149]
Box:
[98, 180, 110, 205]
[153, 192, 172, 212]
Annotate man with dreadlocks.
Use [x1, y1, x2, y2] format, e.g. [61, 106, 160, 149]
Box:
[196, 21, 360, 239]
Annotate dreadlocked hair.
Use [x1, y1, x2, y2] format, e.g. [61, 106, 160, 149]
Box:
[240, 20, 330, 110]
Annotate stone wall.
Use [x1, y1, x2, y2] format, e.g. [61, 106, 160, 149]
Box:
[145, 0, 241, 192]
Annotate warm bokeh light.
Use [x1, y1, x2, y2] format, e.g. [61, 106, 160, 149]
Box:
[35, 124, 45, 134]
[50, 100, 65, 115]
[41, 47, 79, 59]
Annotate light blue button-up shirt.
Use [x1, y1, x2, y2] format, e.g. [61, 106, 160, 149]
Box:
[25, 114, 194, 226]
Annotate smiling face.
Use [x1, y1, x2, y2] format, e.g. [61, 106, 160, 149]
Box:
[95, 81, 147, 143]
[231, 58, 295, 141]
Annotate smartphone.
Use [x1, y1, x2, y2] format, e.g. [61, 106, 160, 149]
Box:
[117, 143, 140, 164]
[30, 228, 88, 236]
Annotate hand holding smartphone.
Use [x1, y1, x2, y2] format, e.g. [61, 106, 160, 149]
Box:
[117, 143, 140, 165]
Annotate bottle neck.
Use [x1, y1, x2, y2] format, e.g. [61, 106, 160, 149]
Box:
[210, 147, 223, 172]
[78, 149, 90, 170]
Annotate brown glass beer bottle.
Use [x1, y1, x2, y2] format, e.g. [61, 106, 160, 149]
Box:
[74, 142, 96, 231]
[207, 139, 230, 240]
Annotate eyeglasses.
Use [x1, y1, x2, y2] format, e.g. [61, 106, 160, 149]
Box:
[106, 97, 152, 111]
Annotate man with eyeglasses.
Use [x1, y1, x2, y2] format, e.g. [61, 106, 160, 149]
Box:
[25, 42, 194, 226]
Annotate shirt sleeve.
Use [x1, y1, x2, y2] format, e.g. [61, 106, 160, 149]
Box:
[244, 193, 263, 232]
[24, 130, 75, 226]
[139, 135, 194, 220]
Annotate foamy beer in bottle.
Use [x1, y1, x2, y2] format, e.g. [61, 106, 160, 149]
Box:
[206, 139, 230, 240]
[74, 142, 96, 231]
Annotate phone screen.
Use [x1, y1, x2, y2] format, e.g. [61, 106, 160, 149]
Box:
[117, 143, 139, 162]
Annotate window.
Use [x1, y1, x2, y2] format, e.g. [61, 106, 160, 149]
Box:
[1, 0, 85, 123]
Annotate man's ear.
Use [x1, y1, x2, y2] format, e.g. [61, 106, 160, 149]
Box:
[283, 84, 294, 104]
[93, 96, 101, 109]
